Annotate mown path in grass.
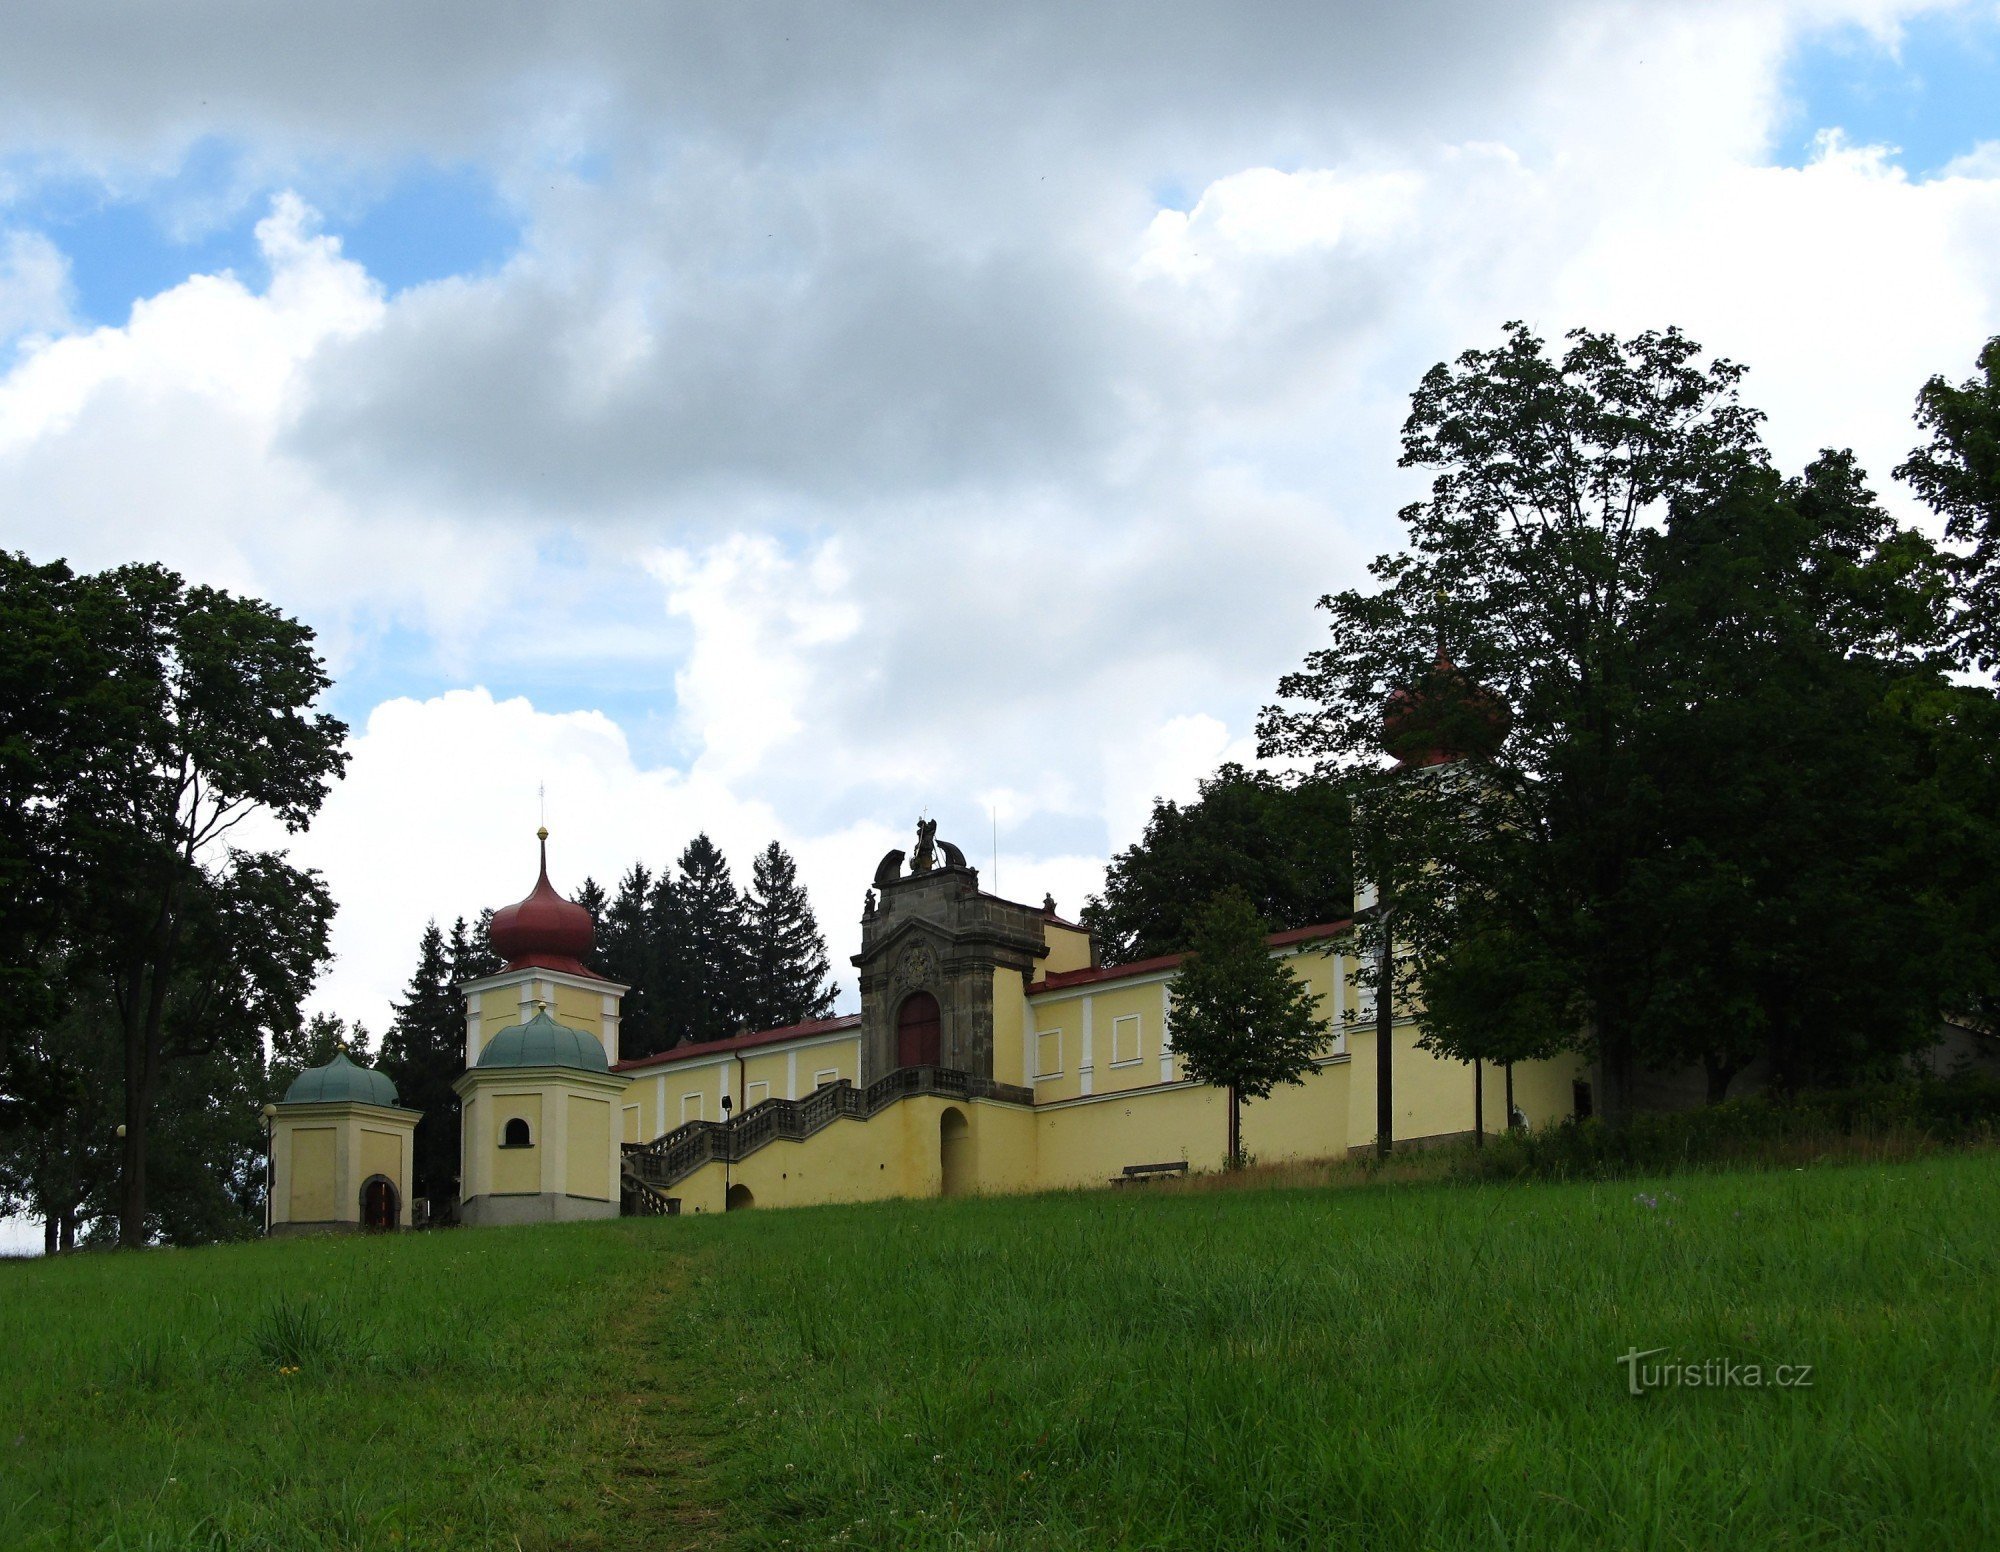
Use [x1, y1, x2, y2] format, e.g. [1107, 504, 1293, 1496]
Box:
[0, 1218, 714, 1551]
[666, 1151, 2000, 1550]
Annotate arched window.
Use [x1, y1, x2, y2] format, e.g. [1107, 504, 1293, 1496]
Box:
[897, 991, 942, 1068]
[503, 1117, 533, 1148]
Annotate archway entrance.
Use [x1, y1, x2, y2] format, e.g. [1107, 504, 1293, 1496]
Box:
[360, 1175, 399, 1231]
[726, 1183, 755, 1212]
[940, 1107, 971, 1198]
[897, 991, 942, 1068]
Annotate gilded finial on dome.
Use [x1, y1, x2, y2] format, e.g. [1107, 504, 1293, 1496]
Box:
[537, 825, 549, 841]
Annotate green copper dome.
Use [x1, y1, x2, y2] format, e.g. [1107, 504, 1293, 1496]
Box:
[283, 1049, 399, 1107]
[476, 1009, 608, 1072]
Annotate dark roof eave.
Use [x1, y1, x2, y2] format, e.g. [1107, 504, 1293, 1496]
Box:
[612, 1014, 864, 1072]
[1027, 919, 1353, 996]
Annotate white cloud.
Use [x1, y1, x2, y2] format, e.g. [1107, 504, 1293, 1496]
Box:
[648, 535, 862, 781]
[0, 228, 70, 349]
[285, 686, 1114, 1022]
[2, 0, 1998, 1039]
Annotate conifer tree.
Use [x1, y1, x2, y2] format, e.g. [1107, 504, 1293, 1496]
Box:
[380, 920, 463, 1220]
[600, 865, 665, 1057]
[574, 876, 608, 922]
[446, 914, 499, 985]
[746, 841, 838, 1029]
[1168, 890, 1327, 1167]
[673, 834, 751, 1046]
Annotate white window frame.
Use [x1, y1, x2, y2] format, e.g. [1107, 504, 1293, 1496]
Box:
[813, 1068, 841, 1089]
[1034, 1027, 1063, 1080]
[680, 1092, 705, 1124]
[1109, 1013, 1142, 1067]
[745, 1080, 770, 1109]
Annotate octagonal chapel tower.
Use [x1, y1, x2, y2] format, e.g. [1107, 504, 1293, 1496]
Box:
[453, 830, 630, 1226]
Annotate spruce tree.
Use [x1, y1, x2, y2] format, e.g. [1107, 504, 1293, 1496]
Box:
[599, 865, 665, 1057]
[380, 920, 463, 1220]
[746, 841, 838, 1029]
[674, 834, 751, 1046]
[446, 914, 499, 985]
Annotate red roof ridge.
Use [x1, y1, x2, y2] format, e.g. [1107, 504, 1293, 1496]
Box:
[1027, 919, 1352, 995]
[612, 1014, 862, 1072]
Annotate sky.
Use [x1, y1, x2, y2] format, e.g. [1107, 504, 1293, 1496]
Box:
[2, 0, 1998, 1053]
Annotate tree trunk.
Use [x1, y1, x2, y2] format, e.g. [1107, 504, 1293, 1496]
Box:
[59, 1210, 75, 1253]
[1703, 1052, 1745, 1106]
[1227, 1086, 1241, 1169]
[118, 875, 183, 1250]
[43, 1216, 57, 1256]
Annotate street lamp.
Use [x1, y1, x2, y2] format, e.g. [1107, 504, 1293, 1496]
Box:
[721, 1094, 734, 1210]
[260, 1103, 277, 1235]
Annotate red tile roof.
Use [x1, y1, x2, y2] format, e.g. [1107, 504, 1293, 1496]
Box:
[1027, 919, 1353, 996]
[612, 1014, 862, 1072]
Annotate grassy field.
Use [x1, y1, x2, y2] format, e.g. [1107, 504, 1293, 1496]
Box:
[3, 1151, 1997, 1550]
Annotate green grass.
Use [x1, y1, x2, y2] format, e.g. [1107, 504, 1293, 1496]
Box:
[5, 1152, 1998, 1549]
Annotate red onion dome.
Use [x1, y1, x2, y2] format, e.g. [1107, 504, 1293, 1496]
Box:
[1382, 651, 1512, 768]
[489, 828, 598, 976]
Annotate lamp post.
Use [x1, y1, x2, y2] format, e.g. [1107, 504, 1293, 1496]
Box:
[721, 1093, 734, 1210]
[1375, 911, 1393, 1159]
[260, 1104, 277, 1235]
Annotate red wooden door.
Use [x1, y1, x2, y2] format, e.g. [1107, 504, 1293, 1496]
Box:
[897, 991, 942, 1067]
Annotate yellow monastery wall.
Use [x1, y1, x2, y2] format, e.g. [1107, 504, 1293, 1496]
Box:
[471, 975, 608, 1053]
[672, 1093, 962, 1213]
[612, 1032, 864, 1146]
[491, 1092, 543, 1193]
[1237, 1059, 1354, 1163]
[1042, 922, 1094, 975]
[991, 968, 1029, 1088]
[552, 983, 604, 1036]
[567, 1094, 613, 1200]
[288, 1126, 337, 1221]
[359, 1126, 402, 1187]
[1034, 1083, 1227, 1188]
[1341, 1020, 1582, 1150]
[739, 1048, 787, 1108]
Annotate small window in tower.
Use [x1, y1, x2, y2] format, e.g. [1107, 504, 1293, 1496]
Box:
[501, 1117, 533, 1148]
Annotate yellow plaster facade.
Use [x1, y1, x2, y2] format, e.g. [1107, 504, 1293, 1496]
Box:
[268, 1099, 419, 1235]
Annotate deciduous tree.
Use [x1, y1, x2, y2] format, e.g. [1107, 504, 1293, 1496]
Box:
[1167, 890, 1327, 1166]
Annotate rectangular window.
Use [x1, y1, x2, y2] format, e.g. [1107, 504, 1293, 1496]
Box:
[680, 1092, 705, 1124]
[1110, 1014, 1142, 1066]
[1034, 1028, 1063, 1080]
[745, 1081, 770, 1109]
[813, 1068, 840, 1089]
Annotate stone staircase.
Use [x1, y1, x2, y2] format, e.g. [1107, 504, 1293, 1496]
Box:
[618, 1065, 1033, 1203]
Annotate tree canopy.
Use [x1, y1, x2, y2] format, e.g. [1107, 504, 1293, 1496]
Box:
[1260, 322, 1988, 1120]
[1167, 890, 1328, 1164]
[1082, 764, 1351, 966]
[0, 557, 347, 1245]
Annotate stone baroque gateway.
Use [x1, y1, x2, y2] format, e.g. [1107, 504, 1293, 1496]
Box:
[270, 803, 1589, 1228]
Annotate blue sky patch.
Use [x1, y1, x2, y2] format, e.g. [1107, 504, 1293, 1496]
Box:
[1780, 8, 2000, 175]
[5, 143, 522, 328]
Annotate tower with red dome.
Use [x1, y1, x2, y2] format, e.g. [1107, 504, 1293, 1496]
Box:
[451, 828, 633, 1228]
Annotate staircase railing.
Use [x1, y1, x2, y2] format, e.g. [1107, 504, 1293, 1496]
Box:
[619, 1066, 1032, 1193]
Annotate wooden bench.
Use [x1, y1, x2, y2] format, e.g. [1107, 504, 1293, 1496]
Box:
[1112, 1161, 1189, 1187]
